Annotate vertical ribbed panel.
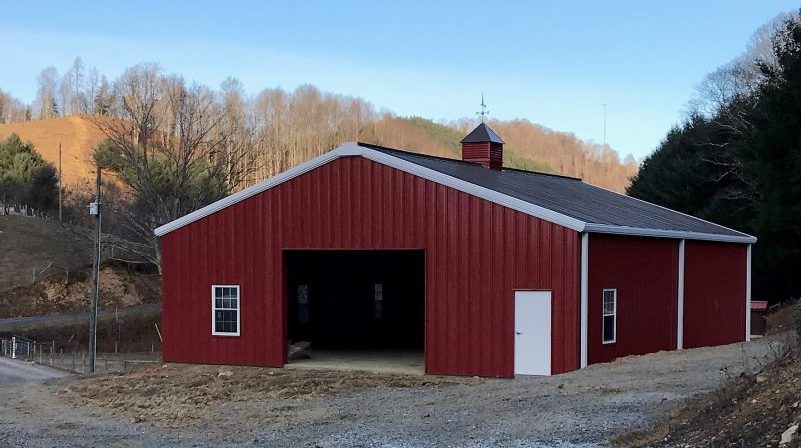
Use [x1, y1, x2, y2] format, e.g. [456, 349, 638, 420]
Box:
[683, 241, 747, 348]
[587, 234, 679, 365]
[161, 156, 580, 377]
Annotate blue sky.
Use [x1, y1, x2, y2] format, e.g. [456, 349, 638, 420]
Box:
[0, 1, 797, 158]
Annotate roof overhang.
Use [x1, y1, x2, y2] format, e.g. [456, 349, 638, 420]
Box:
[153, 142, 757, 245]
[584, 223, 757, 244]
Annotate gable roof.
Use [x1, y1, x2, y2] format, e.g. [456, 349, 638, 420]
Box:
[460, 123, 505, 144]
[154, 142, 756, 244]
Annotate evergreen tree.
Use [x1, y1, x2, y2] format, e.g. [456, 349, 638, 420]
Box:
[628, 12, 801, 301]
[0, 134, 59, 215]
[741, 15, 801, 300]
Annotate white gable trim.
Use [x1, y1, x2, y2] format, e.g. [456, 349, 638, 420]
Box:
[154, 142, 586, 236]
[358, 147, 586, 231]
[154, 142, 759, 244]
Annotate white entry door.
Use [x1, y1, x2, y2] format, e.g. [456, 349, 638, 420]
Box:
[514, 290, 552, 376]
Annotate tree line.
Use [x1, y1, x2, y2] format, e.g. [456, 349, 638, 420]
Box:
[0, 57, 639, 272]
[628, 11, 801, 302]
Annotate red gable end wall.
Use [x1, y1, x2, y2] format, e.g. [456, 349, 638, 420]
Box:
[161, 156, 580, 377]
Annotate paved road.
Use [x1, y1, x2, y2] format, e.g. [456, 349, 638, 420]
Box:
[0, 304, 160, 332]
[0, 357, 65, 384]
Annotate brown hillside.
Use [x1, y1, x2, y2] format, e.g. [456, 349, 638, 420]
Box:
[0, 115, 105, 188]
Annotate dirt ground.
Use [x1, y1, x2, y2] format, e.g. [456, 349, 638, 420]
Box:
[0, 332, 794, 448]
[616, 352, 801, 448]
[615, 303, 801, 448]
[64, 364, 481, 429]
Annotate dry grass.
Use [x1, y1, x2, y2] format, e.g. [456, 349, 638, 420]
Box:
[0, 215, 94, 293]
[62, 363, 483, 428]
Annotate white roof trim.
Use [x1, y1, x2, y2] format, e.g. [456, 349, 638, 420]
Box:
[153, 142, 758, 245]
[357, 146, 586, 231]
[154, 142, 586, 236]
[584, 181, 757, 243]
[584, 223, 757, 244]
[154, 147, 344, 236]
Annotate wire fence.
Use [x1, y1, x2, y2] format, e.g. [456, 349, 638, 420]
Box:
[1, 335, 160, 374]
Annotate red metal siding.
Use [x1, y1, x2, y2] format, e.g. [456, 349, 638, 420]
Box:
[683, 241, 747, 348]
[587, 234, 678, 364]
[161, 156, 580, 377]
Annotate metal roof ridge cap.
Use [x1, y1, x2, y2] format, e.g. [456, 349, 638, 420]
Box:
[357, 147, 586, 232]
[584, 223, 758, 244]
[153, 144, 357, 236]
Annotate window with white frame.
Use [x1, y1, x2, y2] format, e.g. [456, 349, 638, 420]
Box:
[602, 289, 616, 344]
[212, 285, 240, 336]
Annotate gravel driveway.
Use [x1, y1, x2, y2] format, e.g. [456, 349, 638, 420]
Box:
[0, 334, 791, 448]
[0, 356, 65, 384]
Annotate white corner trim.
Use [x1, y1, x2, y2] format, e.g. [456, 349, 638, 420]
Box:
[746, 244, 752, 342]
[583, 223, 757, 244]
[154, 142, 587, 236]
[580, 233, 589, 368]
[677, 239, 685, 350]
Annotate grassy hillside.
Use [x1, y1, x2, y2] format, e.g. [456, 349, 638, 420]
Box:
[0, 115, 105, 188]
[0, 215, 94, 293]
[366, 116, 554, 173]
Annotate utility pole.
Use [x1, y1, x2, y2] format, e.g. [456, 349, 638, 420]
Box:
[602, 103, 608, 147]
[58, 143, 62, 222]
[88, 166, 102, 373]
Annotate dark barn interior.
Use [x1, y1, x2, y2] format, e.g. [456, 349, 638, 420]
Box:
[285, 250, 425, 354]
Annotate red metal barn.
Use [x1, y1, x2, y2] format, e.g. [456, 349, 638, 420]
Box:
[155, 123, 756, 378]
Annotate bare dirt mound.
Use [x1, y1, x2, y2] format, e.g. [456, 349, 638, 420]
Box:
[0, 115, 107, 188]
[0, 215, 160, 317]
[63, 363, 483, 429]
[1, 264, 160, 319]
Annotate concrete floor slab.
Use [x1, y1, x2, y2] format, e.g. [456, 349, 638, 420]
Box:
[285, 350, 424, 375]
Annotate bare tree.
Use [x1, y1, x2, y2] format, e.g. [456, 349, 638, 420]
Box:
[93, 64, 263, 272]
[0, 89, 29, 123]
[36, 66, 60, 119]
[689, 11, 799, 117]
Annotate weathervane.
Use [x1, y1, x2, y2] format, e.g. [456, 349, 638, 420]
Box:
[476, 93, 489, 123]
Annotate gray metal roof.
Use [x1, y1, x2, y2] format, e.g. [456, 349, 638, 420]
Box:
[360, 143, 755, 242]
[460, 123, 505, 144]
